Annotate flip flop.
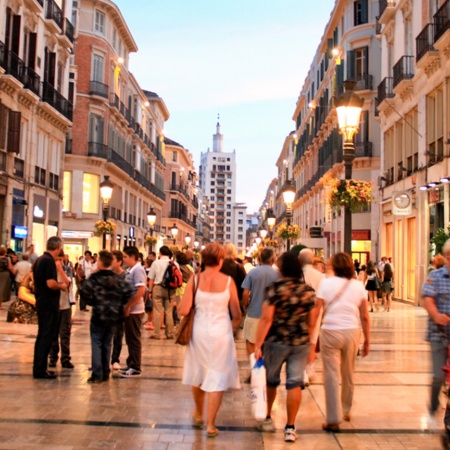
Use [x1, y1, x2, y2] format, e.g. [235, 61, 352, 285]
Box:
[192, 414, 203, 428]
[206, 426, 219, 437]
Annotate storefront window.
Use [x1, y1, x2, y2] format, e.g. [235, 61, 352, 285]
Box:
[63, 171, 71, 212]
[82, 173, 99, 213]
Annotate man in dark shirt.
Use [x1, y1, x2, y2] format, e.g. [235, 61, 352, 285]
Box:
[32, 237, 68, 379]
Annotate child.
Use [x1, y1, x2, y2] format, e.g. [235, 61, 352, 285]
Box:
[80, 251, 133, 383]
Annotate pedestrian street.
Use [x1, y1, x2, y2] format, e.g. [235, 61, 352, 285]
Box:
[0, 301, 444, 449]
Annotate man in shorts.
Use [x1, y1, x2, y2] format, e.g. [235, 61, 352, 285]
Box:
[241, 247, 279, 380]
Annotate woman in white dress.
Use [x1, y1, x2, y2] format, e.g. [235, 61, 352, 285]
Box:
[179, 243, 242, 438]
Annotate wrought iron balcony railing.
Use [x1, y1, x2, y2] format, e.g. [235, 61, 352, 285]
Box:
[64, 18, 74, 43]
[88, 142, 108, 158]
[416, 23, 436, 62]
[434, 0, 450, 42]
[89, 80, 108, 98]
[46, 0, 63, 30]
[41, 81, 73, 120]
[393, 55, 414, 88]
[377, 77, 394, 103]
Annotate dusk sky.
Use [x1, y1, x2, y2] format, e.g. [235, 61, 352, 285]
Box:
[113, 0, 336, 212]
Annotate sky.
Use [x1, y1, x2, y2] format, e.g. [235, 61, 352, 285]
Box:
[113, 0, 336, 212]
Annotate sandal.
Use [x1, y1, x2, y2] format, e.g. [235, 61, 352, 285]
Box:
[206, 426, 219, 438]
[192, 413, 204, 428]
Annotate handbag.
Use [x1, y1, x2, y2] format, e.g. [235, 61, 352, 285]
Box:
[250, 355, 267, 421]
[374, 276, 381, 290]
[175, 274, 199, 346]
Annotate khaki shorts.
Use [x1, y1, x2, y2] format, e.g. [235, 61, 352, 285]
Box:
[243, 316, 260, 343]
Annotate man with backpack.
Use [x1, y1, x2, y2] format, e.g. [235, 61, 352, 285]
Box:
[148, 246, 182, 340]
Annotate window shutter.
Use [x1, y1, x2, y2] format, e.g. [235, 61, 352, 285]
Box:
[7, 110, 21, 153]
[364, 46, 369, 76]
[327, 38, 334, 58]
[12, 15, 21, 54]
[347, 50, 355, 80]
[354, 1, 358, 26]
[0, 104, 8, 149]
[98, 117, 104, 144]
[28, 33, 37, 69]
[361, 0, 369, 24]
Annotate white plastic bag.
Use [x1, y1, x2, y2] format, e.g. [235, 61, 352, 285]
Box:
[250, 353, 267, 421]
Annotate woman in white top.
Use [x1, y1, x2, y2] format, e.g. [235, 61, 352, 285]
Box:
[310, 252, 370, 432]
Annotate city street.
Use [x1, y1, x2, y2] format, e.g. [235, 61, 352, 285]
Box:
[0, 301, 443, 449]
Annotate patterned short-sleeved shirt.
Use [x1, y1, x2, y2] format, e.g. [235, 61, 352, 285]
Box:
[264, 279, 316, 346]
[422, 267, 450, 342]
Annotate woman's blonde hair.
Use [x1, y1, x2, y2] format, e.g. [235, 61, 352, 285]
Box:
[201, 243, 226, 267]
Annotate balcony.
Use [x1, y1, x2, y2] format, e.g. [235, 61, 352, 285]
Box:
[89, 80, 108, 98]
[377, 77, 394, 103]
[65, 138, 72, 154]
[23, 67, 40, 95]
[88, 142, 108, 158]
[434, 0, 450, 43]
[169, 211, 195, 228]
[170, 183, 190, 199]
[354, 74, 373, 91]
[0, 40, 5, 70]
[64, 18, 74, 44]
[110, 93, 119, 109]
[416, 23, 436, 62]
[379, 0, 396, 25]
[46, 0, 63, 30]
[6, 51, 25, 84]
[41, 82, 73, 120]
[355, 141, 373, 157]
[393, 55, 414, 87]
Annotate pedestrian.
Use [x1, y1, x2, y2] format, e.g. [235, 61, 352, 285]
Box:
[243, 256, 254, 273]
[381, 259, 394, 311]
[120, 246, 147, 377]
[365, 260, 379, 312]
[220, 243, 247, 305]
[49, 249, 74, 369]
[76, 250, 94, 311]
[27, 244, 39, 265]
[110, 250, 127, 370]
[422, 238, 450, 431]
[143, 256, 155, 331]
[241, 247, 279, 381]
[0, 247, 14, 309]
[148, 246, 176, 340]
[311, 252, 370, 431]
[32, 237, 68, 379]
[14, 253, 32, 293]
[179, 243, 242, 438]
[174, 251, 194, 324]
[254, 252, 316, 442]
[62, 254, 75, 305]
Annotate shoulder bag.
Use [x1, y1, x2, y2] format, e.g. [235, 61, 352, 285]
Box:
[324, 279, 352, 314]
[175, 274, 199, 346]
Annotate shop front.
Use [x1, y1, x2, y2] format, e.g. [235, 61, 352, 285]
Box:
[32, 195, 59, 255]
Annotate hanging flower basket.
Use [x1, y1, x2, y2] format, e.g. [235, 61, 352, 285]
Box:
[145, 236, 158, 246]
[263, 238, 280, 249]
[170, 245, 181, 254]
[94, 219, 116, 234]
[327, 179, 374, 212]
[277, 224, 301, 240]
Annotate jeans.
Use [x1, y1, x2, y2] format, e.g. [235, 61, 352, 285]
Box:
[152, 285, 174, 338]
[124, 313, 144, 371]
[431, 339, 448, 414]
[111, 320, 124, 365]
[33, 308, 59, 376]
[49, 308, 72, 364]
[90, 321, 114, 381]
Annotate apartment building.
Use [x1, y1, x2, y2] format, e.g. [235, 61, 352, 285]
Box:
[163, 138, 197, 248]
[376, 0, 450, 304]
[199, 121, 246, 251]
[290, 0, 381, 261]
[0, 0, 74, 253]
[62, 0, 168, 260]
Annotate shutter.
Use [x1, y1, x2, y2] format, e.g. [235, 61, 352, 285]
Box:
[0, 104, 8, 149]
[48, 52, 56, 86]
[98, 117, 104, 144]
[327, 38, 334, 58]
[347, 50, 355, 80]
[361, 0, 369, 24]
[12, 15, 21, 54]
[354, 1, 358, 26]
[5, 8, 12, 51]
[364, 46, 369, 76]
[363, 110, 369, 142]
[28, 33, 37, 69]
[88, 114, 95, 141]
[7, 110, 21, 153]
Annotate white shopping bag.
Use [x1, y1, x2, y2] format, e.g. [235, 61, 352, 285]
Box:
[250, 353, 267, 421]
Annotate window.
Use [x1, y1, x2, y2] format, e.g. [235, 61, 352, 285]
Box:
[226, 219, 231, 224]
[238, 235, 243, 240]
[172, 151, 177, 162]
[226, 234, 231, 239]
[238, 219, 243, 224]
[226, 212, 231, 217]
[226, 227, 231, 232]
[63, 171, 71, 211]
[427, 86, 444, 162]
[227, 189, 231, 194]
[94, 10, 105, 34]
[82, 173, 99, 213]
[210, 189, 215, 193]
[238, 227, 243, 232]
[92, 54, 104, 82]
[354, 0, 368, 26]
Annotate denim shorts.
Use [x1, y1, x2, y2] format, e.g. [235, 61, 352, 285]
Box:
[263, 341, 309, 390]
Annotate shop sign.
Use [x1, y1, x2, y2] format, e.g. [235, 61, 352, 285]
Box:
[392, 191, 412, 215]
[352, 230, 371, 240]
[12, 225, 28, 239]
[129, 227, 135, 237]
[61, 230, 94, 239]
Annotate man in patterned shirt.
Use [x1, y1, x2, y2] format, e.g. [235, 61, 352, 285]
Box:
[422, 238, 450, 436]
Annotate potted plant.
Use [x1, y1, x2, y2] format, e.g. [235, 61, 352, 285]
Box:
[431, 225, 450, 254]
[94, 219, 116, 234]
[327, 179, 374, 212]
[277, 224, 301, 241]
[145, 236, 158, 246]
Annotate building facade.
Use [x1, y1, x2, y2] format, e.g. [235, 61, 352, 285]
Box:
[199, 121, 246, 251]
[0, 0, 74, 254]
[62, 0, 168, 262]
[163, 138, 197, 249]
[376, 0, 450, 304]
[289, 0, 381, 261]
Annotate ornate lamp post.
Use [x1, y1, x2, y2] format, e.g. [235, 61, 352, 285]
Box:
[259, 227, 268, 239]
[171, 223, 179, 245]
[99, 176, 114, 249]
[185, 233, 191, 248]
[266, 209, 276, 239]
[194, 239, 199, 251]
[146, 207, 157, 252]
[335, 80, 364, 255]
[281, 179, 296, 251]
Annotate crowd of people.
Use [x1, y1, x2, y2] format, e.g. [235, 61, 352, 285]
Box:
[6, 237, 450, 443]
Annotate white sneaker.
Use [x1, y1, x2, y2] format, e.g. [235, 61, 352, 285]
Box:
[284, 428, 297, 442]
[112, 362, 121, 370]
[119, 368, 141, 378]
[303, 370, 310, 387]
[256, 418, 275, 432]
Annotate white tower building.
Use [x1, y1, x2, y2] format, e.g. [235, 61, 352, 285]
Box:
[199, 119, 246, 254]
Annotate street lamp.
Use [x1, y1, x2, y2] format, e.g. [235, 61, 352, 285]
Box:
[255, 236, 262, 246]
[171, 223, 179, 245]
[281, 179, 296, 251]
[194, 239, 199, 250]
[146, 207, 157, 252]
[266, 209, 276, 239]
[99, 176, 114, 249]
[185, 233, 191, 248]
[335, 80, 364, 255]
